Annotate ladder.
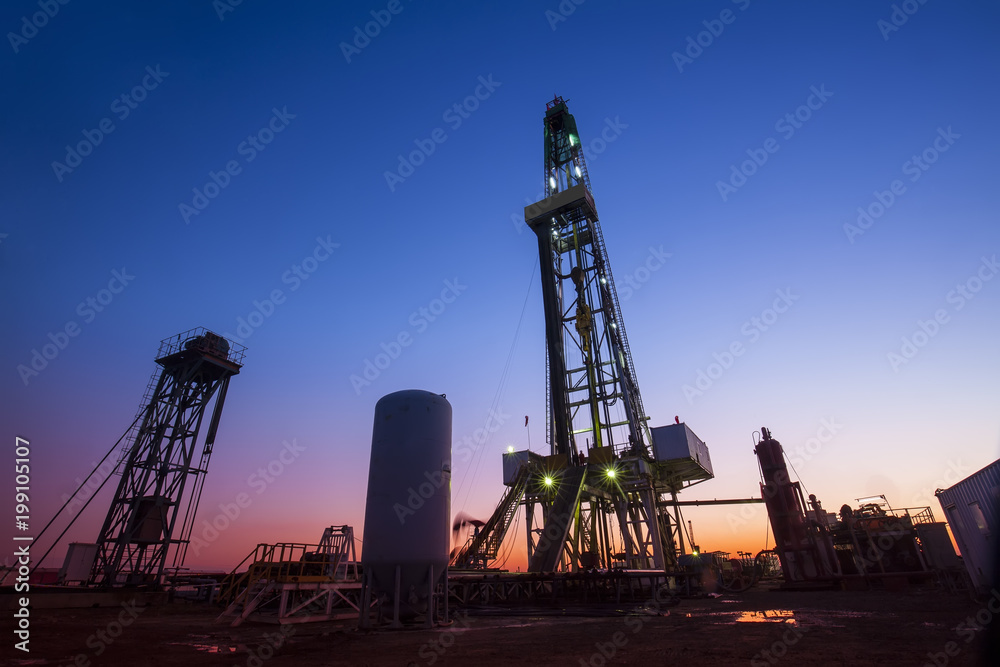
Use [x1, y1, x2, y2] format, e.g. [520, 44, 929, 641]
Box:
[453, 466, 529, 568]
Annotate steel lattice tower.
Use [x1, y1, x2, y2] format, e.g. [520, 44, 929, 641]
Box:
[522, 97, 669, 572]
[452, 98, 714, 574]
[90, 328, 244, 587]
[533, 96, 649, 461]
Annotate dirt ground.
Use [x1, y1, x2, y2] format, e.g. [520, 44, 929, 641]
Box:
[7, 587, 998, 666]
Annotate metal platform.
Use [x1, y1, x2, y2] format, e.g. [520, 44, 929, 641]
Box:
[217, 527, 366, 626]
[219, 580, 366, 625]
[447, 569, 699, 607]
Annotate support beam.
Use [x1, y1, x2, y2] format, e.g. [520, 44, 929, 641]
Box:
[662, 498, 765, 507]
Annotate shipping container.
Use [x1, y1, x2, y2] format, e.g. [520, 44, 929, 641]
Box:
[935, 458, 1000, 592]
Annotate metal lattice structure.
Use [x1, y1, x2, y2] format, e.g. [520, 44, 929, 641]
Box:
[519, 97, 669, 572]
[218, 526, 363, 626]
[532, 97, 650, 461]
[89, 328, 244, 587]
[453, 467, 529, 568]
[453, 97, 715, 575]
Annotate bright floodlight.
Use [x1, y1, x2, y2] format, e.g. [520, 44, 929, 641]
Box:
[543, 476, 554, 487]
[549, 176, 557, 189]
[507, 445, 515, 453]
[605, 468, 616, 479]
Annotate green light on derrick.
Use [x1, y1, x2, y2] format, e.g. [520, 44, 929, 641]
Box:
[606, 468, 616, 479]
[543, 476, 554, 487]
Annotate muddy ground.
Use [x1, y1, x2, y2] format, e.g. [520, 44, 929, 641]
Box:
[7, 587, 998, 666]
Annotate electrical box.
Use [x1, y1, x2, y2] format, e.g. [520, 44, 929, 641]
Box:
[503, 449, 543, 486]
[914, 523, 961, 570]
[650, 423, 713, 481]
[129, 497, 169, 543]
[59, 542, 98, 583]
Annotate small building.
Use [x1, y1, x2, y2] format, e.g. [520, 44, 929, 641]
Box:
[935, 458, 1000, 592]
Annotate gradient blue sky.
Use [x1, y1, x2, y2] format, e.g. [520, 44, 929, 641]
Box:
[2, 0, 998, 571]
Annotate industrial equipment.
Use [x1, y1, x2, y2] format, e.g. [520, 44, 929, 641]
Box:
[754, 426, 840, 586]
[360, 390, 452, 627]
[754, 426, 963, 590]
[218, 525, 362, 626]
[454, 98, 714, 574]
[89, 328, 244, 587]
[936, 458, 999, 593]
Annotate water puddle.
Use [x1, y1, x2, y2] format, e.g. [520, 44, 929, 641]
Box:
[682, 607, 884, 628]
[166, 642, 237, 653]
[736, 610, 796, 623]
[683, 610, 798, 625]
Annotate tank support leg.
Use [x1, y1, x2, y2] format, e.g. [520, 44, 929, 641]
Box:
[425, 564, 435, 629]
[390, 565, 402, 628]
[358, 569, 373, 629]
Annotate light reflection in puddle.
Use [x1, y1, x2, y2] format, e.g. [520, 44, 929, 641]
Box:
[683, 610, 795, 623]
[736, 610, 796, 622]
[167, 642, 238, 653]
[683, 608, 878, 628]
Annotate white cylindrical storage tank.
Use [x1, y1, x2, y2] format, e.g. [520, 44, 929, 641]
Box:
[362, 389, 451, 619]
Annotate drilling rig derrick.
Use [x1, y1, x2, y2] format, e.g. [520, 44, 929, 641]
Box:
[454, 98, 714, 574]
[89, 328, 245, 587]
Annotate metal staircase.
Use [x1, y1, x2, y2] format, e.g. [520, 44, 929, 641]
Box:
[217, 527, 363, 626]
[453, 467, 529, 568]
